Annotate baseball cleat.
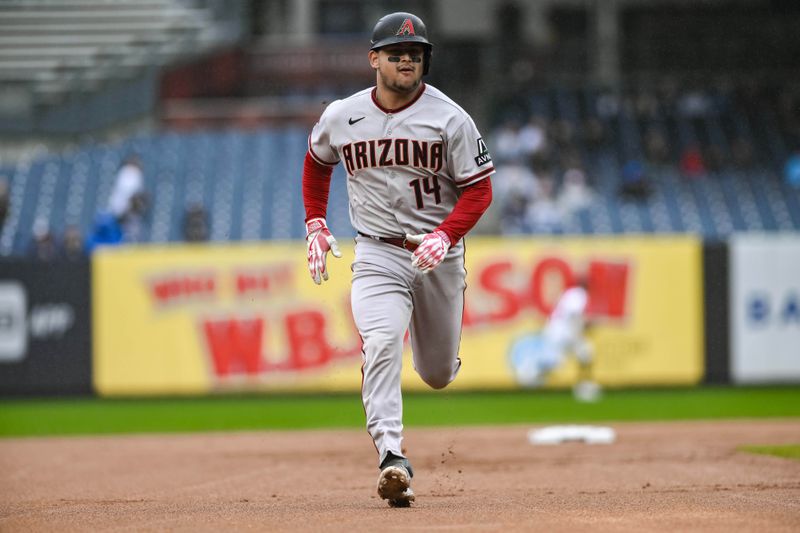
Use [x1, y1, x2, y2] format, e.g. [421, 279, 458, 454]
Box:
[377, 465, 415, 507]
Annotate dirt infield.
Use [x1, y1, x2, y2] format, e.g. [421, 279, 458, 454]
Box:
[1, 419, 798, 532]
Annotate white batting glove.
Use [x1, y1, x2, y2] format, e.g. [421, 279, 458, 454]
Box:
[405, 230, 451, 273]
[306, 217, 342, 285]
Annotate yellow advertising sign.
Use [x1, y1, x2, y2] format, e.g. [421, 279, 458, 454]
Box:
[93, 236, 703, 396]
[461, 236, 704, 388]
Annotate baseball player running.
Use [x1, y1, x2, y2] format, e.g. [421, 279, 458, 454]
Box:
[510, 278, 600, 401]
[302, 12, 494, 507]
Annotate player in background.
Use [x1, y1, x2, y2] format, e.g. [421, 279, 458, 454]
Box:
[301, 12, 494, 507]
[510, 277, 601, 402]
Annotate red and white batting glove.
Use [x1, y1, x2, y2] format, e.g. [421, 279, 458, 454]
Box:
[306, 217, 341, 285]
[405, 230, 451, 273]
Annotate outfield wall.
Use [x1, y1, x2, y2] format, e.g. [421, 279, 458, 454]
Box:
[0, 259, 93, 396]
[0, 234, 797, 396]
[730, 235, 800, 384]
[91, 236, 704, 396]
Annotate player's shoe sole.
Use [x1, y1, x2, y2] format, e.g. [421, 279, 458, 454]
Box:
[377, 465, 415, 508]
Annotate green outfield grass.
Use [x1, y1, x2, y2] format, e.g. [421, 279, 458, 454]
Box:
[740, 445, 800, 461]
[0, 386, 799, 438]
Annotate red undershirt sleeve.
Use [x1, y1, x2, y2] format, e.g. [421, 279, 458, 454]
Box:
[436, 177, 493, 245]
[302, 152, 334, 223]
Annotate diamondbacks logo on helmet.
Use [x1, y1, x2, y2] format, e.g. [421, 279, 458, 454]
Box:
[396, 18, 416, 36]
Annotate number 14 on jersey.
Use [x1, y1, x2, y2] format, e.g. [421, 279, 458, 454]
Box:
[409, 176, 442, 209]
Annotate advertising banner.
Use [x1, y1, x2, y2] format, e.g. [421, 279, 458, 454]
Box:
[93, 237, 704, 396]
[0, 260, 92, 396]
[730, 235, 800, 383]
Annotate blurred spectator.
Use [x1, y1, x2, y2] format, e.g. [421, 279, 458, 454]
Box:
[120, 191, 149, 243]
[27, 217, 61, 261]
[656, 78, 680, 111]
[0, 176, 9, 229]
[62, 224, 86, 261]
[679, 145, 707, 178]
[557, 148, 582, 173]
[108, 154, 145, 220]
[86, 212, 123, 253]
[703, 144, 726, 174]
[183, 203, 210, 242]
[731, 137, 755, 169]
[558, 167, 594, 217]
[501, 193, 528, 235]
[582, 118, 607, 150]
[526, 175, 563, 233]
[596, 92, 621, 118]
[634, 90, 660, 119]
[644, 128, 670, 164]
[495, 163, 540, 201]
[618, 159, 652, 201]
[784, 150, 800, 189]
[491, 118, 528, 165]
[496, 164, 539, 235]
[493, 115, 552, 168]
[518, 115, 550, 164]
[678, 88, 712, 117]
[551, 119, 575, 150]
[529, 151, 553, 176]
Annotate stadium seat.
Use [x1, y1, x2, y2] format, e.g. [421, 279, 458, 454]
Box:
[3, 82, 800, 256]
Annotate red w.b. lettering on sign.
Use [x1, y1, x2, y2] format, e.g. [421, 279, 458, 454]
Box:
[203, 317, 264, 376]
[463, 255, 632, 327]
[201, 309, 362, 379]
[151, 273, 216, 307]
[586, 261, 630, 318]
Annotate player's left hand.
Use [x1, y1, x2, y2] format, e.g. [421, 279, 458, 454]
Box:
[405, 230, 451, 273]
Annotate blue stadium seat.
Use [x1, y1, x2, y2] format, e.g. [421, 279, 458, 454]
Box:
[3, 84, 799, 257]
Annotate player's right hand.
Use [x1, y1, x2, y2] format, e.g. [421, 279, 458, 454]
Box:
[305, 217, 342, 285]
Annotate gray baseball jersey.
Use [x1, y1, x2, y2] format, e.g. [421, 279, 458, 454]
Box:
[308, 83, 495, 239]
[307, 82, 494, 469]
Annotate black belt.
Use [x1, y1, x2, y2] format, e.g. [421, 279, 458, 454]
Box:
[357, 231, 418, 251]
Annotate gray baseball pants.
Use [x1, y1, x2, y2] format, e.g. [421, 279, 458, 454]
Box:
[350, 235, 465, 466]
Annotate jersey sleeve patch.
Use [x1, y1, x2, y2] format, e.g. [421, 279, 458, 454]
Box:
[474, 137, 492, 167]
